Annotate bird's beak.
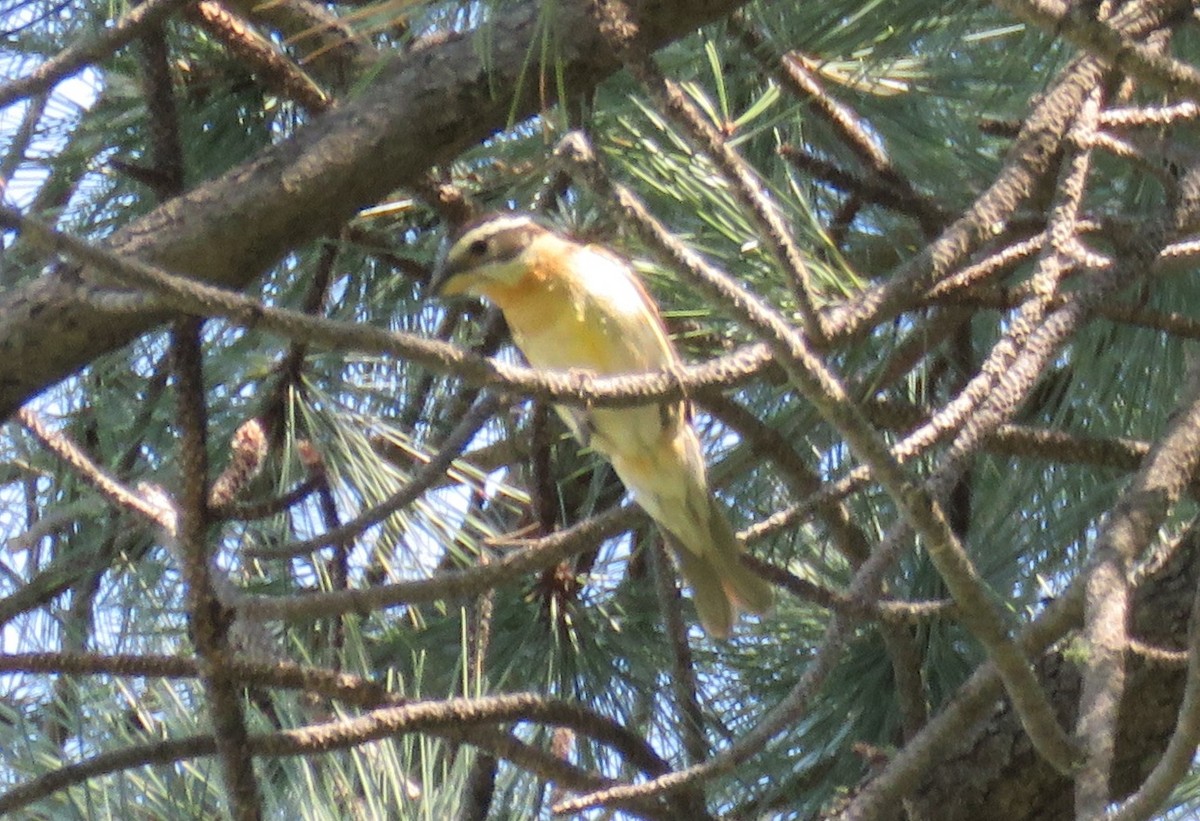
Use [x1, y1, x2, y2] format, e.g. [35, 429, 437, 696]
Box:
[426, 256, 468, 299]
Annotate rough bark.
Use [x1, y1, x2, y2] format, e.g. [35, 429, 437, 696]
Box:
[893, 524, 1200, 820]
[0, 0, 749, 421]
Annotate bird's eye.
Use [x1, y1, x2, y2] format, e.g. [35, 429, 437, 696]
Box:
[468, 238, 488, 256]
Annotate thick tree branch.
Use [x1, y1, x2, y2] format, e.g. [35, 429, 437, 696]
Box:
[0, 0, 749, 422]
[886, 523, 1200, 820]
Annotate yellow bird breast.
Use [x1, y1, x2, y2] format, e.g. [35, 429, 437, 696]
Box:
[486, 242, 675, 377]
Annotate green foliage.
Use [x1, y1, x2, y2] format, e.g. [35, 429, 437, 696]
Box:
[7, 0, 1200, 817]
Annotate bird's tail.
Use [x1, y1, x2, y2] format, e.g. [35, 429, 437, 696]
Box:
[665, 486, 774, 638]
[610, 423, 774, 637]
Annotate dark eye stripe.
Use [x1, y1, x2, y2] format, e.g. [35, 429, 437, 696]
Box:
[451, 218, 544, 267]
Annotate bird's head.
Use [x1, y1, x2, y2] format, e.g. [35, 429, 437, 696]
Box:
[430, 213, 550, 298]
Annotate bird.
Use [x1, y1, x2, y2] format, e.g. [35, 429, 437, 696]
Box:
[430, 212, 773, 638]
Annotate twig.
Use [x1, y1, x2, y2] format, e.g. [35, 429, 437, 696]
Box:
[259, 238, 339, 438]
[933, 285, 1200, 342]
[286, 693, 671, 781]
[214, 477, 320, 521]
[0, 650, 390, 709]
[649, 541, 708, 769]
[0, 203, 775, 410]
[589, 3, 823, 340]
[188, 0, 331, 114]
[737, 393, 1164, 552]
[735, 13, 944, 237]
[879, 622, 930, 741]
[16, 408, 168, 526]
[630, 62, 826, 341]
[0, 92, 48, 200]
[1111, 576, 1200, 821]
[865, 399, 1153, 475]
[988, 102, 1183, 140]
[1069, 82, 1133, 820]
[5, 503, 89, 554]
[0, 651, 196, 679]
[996, 0, 1200, 98]
[1103, 100, 1200, 127]
[0, 0, 193, 110]
[553, 129, 1078, 808]
[1126, 638, 1187, 667]
[745, 555, 955, 622]
[237, 0, 372, 84]
[926, 231, 1048, 298]
[227, 506, 640, 621]
[1077, 364, 1200, 817]
[0, 691, 671, 818]
[170, 319, 264, 821]
[778, 145, 947, 235]
[310, 447, 350, 654]
[735, 20, 889, 173]
[821, 51, 1110, 341]
[245, 394, 498, 557]
[133, 18, 184, 199]
[701, 393, 869, 565]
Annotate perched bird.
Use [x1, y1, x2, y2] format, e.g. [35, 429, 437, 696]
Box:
[430, 213, 773, 637]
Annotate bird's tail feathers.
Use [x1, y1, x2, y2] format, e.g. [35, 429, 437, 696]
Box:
[703, 498, 774, 616]
[663, 485, 774, 637]
[615, 430, 773, 636]
[671, 545, 735, 639]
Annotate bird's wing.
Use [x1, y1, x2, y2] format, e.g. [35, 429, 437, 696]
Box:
[571, 244, 679, 374]
[509, 242, 688, 449]
[564, 245, 693, 453]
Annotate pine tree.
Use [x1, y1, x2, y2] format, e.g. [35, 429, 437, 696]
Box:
[3, 0, 1200, 818]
